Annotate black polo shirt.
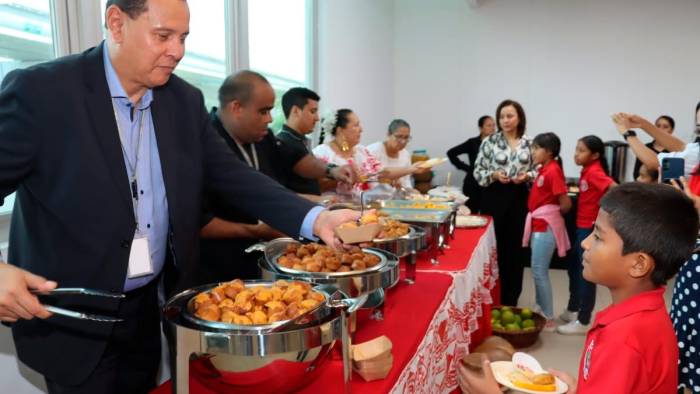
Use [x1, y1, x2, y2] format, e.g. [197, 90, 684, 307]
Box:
[276, 124, 321, 195]
[198, 108, 286, 283]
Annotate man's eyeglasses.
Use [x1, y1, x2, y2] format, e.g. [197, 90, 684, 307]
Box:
[393, 134, 412, 142]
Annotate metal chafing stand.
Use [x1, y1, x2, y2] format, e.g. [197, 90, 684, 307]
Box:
[163, 281, 360, 394]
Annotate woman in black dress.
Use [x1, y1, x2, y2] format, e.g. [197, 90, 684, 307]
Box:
[447, 115, 495, 213]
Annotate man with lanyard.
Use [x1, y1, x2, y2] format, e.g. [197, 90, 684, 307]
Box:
[277, 87, 353, 196]
[199, 70, 288, 283]
[0, 1, 359, 392]
[199, 73, 352, 284]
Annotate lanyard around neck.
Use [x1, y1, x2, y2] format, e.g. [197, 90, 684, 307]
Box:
[112, 101, 146, 229]
[234, 139, 259, 170]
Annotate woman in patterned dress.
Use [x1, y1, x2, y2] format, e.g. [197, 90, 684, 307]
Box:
[313, 108, 420, 197]
[473, 99, 536, 306]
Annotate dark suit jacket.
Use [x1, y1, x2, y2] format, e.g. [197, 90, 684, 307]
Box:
[0, 43, 316, 384]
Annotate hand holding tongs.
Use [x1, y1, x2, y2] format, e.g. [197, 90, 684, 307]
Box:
[31, 288, 125, 323]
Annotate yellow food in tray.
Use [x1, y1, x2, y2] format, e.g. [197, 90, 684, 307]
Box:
[277, 243, 382, 273]
[384, 201, 451, 210]
[193, 279, 324, 325]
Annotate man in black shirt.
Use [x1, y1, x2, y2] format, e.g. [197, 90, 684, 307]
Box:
[199, 71, 289, 283]
[277, 87, 353, 195]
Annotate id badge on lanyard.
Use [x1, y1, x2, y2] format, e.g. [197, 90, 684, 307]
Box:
[113, 102, 154, 279]
[127, 234, 153, 279]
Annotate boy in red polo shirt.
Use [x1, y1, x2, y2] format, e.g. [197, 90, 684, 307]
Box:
[458, 183, 699, 394]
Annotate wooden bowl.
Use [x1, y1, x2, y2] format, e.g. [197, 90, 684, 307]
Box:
[491, 306, 546, 348]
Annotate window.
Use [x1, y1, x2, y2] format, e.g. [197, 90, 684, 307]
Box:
[247, 0, 314, 132]
[174, 0, 227, 110]
[0, 0, 57, 215]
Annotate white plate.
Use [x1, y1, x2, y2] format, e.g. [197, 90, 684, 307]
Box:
[490, 361, 568, 394]
[456, 215, 488, 228]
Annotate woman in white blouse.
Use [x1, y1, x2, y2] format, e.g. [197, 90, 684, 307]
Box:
[367, 119, 428, 189]
[313, 109, 419, 196]
[473, 99, 535, 307]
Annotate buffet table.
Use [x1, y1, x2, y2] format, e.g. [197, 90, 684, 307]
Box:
[153, 218, 497, 394]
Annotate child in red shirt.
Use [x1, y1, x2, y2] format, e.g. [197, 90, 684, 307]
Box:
[522, 133, 572, 330]
[558, 136, 615, 335]
[458, 183, 699, 394]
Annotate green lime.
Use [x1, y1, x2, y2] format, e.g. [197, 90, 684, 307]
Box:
[522, 319, 535, 329]
[501, 310, 515, 324]
[506, 323, 521, 331]
[523, 326, 536, 332]
[493, 322, 504, 330]
[501, 306, 512, 313]
[513, 315, 522, 325]
[521, 308, 533, 319]
[492, 309, 501, 320]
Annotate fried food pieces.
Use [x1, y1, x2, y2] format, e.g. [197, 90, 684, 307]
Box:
[376, 219, 410, 239]
[276, 243, 381, 273]
[193, 279, 324, 325]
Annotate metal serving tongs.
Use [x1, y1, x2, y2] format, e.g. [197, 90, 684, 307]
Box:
[31, 288, 126, 323]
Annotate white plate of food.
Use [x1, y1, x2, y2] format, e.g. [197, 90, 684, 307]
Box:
[490, 352, 568, 394]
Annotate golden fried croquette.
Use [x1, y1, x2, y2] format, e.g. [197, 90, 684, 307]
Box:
[195, 304, 221, 321]
[282, 288, 304, 304]
[254, 289, 273, 303]
[248, 310, 268, 325]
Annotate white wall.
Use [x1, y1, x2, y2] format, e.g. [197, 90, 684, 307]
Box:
[317, 0, 395, 144]
[395, 0, 700, 184]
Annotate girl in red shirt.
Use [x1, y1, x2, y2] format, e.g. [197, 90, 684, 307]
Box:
[523, 132, 572, 330]
[558, 135, 615, 335]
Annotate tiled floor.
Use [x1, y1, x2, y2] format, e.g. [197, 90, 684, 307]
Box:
[515, 267, 675, 380]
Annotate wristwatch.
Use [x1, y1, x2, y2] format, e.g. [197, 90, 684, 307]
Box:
[325, 163, 338, 178]
[622, 130, 637, 140]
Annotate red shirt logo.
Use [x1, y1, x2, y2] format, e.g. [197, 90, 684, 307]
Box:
[580, 179, 589, 192]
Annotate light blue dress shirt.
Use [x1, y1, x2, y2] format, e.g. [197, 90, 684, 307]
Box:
[103, 44, 168, 292]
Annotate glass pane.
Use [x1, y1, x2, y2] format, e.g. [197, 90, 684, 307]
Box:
[0, 0, 56, 215]
[99, 0, 227, 109]
[248, 0, 307, 84]
[176, 0, 226, 109]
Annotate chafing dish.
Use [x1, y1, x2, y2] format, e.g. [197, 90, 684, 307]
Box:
[253, 238, 400, 296]
[254, 239, 399, 321]
[379, 207, 452, 265]
[370, 225, 426, 284]
[164, 281, 360, 394]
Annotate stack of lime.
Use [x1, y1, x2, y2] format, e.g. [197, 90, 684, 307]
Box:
[491, 306, 537, 332]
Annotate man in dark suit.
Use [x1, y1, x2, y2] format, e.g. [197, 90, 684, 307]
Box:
[0, 1, 356, 393]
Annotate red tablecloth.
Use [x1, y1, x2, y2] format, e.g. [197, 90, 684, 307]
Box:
[153, 221, 497, 394]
